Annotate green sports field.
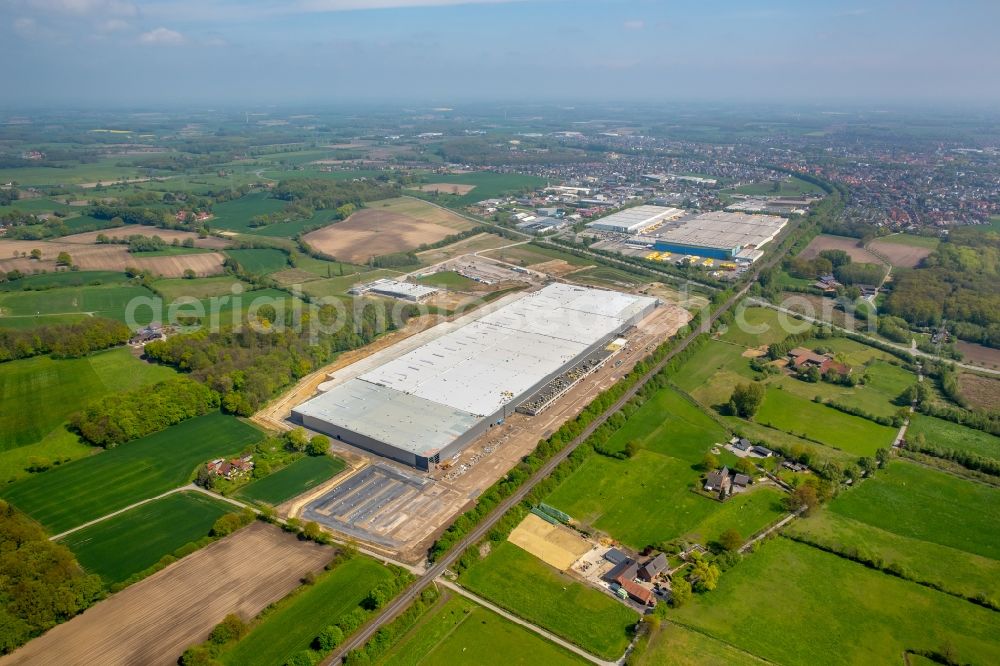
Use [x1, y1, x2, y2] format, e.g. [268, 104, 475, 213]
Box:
[756, 386, 897, 455]
[59, 490, 232, 584]
[1, 412, 262, 533]
[459, 541, 637, 660]
[670, 538, 1000, 665]
[828, 460, 1000, 560]
[380, 593, 586, 666]
[220, 556, 396, 666]
[235, 455, 345, 505]
[544, 387, 785, 548]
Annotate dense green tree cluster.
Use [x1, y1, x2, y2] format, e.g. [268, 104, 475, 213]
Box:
[0, 500, 104, 655]
[144, 300, 417, 416]
[729, 382, 765, 418]
[69, 377, 219, 447]
[271, 178, 399, 209]
[89, 203, 172, 228]
[883, 231, 1000, 346]
[0, 318, 130, 362]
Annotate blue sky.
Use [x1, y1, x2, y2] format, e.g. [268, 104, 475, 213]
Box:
[2, 0, 999, 107]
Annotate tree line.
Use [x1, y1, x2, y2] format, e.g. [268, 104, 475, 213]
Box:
[0, 318, 130, 363]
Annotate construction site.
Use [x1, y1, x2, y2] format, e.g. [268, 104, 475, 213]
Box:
[268, 279, 689, 562]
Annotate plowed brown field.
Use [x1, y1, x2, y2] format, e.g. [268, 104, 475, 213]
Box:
[0, 523, 332, 666]
[0, 240, 225, 277]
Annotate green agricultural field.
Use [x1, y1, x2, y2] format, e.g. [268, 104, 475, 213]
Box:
[61, 215, 121, 233]
[767, 361, 914, 421]
[907, 414, 1000, 463]
[459, 541, 637, 660]
[724, 419, 856, 468]
[152, 275, 251, 301]
[1, 412, 262, 533]
[0, 348, 176, 477]
[785, 509, 1000, 602]
[416, 171, 546, 206]
[634, 622, 768, 666]
[545, 386, 784, 547]
[0, 159, 141, 187]
[670, 538, 1000, 665]
[5, 197, 75, 214]
[795, 336, 892, 366]
[209, 192, 339, 238]
[569, 266, 646, 289]
[236, 455, 345, 505]
[300, 269, 397, 299]
[380, 593, 587, 666]
[0, 313, 92, 330]
[223, 249, 289, 275]
[829, 460, 1000, 560]
[0, 284, 157, 324]
[59, 490, 232, 584]
[0, 270, 132, 292]
[755, 386, 897, 455]
[414, 270, 479, 290]
[483, 243, 591, 268]
[876, 233, 941, 249]
[721, 306, 807, 348]
[671, 340, 757, 408]
[220, 556, 396, 666]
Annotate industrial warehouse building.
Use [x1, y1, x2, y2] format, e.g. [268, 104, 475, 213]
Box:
[292, 283, 658, 470]
[347, 278, 438, 302]
[642, 211, 788, 262]
[586, 205, 684, 234]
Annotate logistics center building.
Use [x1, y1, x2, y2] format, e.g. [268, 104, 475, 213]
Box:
[649, 211, 788, 261]
[292, 283, 658, 470]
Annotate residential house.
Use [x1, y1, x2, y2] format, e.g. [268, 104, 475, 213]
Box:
[704, 467, 732, 494]
[750, 446, 773, 458]
[638, 553, 668, 582]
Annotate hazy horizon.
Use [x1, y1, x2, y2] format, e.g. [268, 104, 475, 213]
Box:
[2, 0, 1000, 107]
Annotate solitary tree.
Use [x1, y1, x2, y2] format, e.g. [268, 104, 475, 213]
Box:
[701, 452, 720, 471]
[691, 560, 721, 592]
[730, 382, 765, 418]
[669, 575, 692, 608]
[30, 248, 41, 260]
[719, 528, 744, 553]
[306, 435, 330, 457]
[786, 484, 820, 515]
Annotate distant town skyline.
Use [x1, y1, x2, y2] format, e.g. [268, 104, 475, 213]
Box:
[3, 0, 999, 107]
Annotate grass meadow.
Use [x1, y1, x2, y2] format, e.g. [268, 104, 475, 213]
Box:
[414, 270, 479, 290]
[545, 386, 785, 548]
[152, 275, 251, 301]
[414, 172, 546, 207]
[380, 592, 586, 666]
[210, 192, 340, 238]
[670, 538, 1000, 665]
[635, 623, 768, 666]
[459, 541, 638, 660]
[785, 509, 1000, 602]
[223, 249, 289, 276]
[236, 455, 345, 506]
[828, 460, 1000, 560]
[59, 490, 232, 584]
[755, 386, 897, 455]
[220, 556, 396, 666]
[907, 414, 1000, 462]
[1, 412, 262, 533]
[483, 243, 591, 268]
[0, 270, 132, 292]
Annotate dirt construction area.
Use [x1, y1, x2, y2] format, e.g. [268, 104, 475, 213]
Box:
[302, 197, 475, 264]
[798, 234, 883, 264]
[0, 523, 332, 666]
[0, 239, 225, 277]
[508, 513, 593, 571]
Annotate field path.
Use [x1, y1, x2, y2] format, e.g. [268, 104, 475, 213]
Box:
[48, 484, 193, 541]
[438, 579, 617, 666]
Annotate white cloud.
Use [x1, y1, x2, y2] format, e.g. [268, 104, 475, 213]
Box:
[97, 17, 130, 32]
[623, 19, 644, 30]
[138, 27, 186, 45]
[13, 16, 40, 36]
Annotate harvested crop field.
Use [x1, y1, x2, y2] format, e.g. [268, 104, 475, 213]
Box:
[507, 513, 592, 571]
[957, 373, 1000, 411]
[867, 238, 934, 268]
[412, 182, 477, 195]
[302, 197, 474, 264]
[0, 240, 225, 277]
[956, 341, 1000, 370]
[0, 522, 333, 666]
[58, 226, 231, 250]
[798, 235, 881, 264]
